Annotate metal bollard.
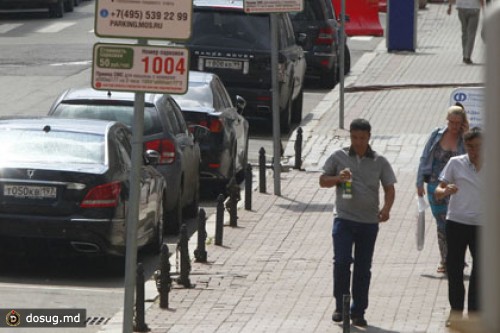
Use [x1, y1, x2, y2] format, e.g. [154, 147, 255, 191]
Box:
[259, 147, 266, 193]
[157, 244, 171, 309]
[342, 294, 351, 333]
[194, 208, 207, 263]
[244, 163, 252, 210]
[294, 127, 303, 170]
[176, 224, 191, 288]
[133, 263, 150, 332]
[215, 194, 225, 246]
[227, 179, 240, 227]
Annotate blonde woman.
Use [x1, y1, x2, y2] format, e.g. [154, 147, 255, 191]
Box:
[416, 105, 469, 273]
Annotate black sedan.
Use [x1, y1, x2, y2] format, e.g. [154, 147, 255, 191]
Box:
[0, 118, 166, 257]
[172, 71, 249, 194]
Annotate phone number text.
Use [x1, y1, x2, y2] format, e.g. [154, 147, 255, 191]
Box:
[112, 10, 189, 21]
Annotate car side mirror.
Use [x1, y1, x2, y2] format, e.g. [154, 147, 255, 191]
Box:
[144, 149, 161, 165]
[190, 125, 210, 141]
[235, 95, 246, 114]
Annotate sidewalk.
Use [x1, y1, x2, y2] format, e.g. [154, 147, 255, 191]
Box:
[101, 3, 485, 332]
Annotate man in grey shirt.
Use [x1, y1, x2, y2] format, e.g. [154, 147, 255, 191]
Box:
[319, 119, 396, 327]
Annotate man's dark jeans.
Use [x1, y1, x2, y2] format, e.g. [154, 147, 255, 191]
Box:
[446, 220, 480, 311]
[332, 218, 379, 317]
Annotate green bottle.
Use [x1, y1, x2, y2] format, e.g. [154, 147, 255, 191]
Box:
[342, 168, 352, 199]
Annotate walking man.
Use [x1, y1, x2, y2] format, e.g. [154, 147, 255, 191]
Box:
[447, 0, 484, 64]
[319, 119, 396, 327]
[435, 128, 483, 327]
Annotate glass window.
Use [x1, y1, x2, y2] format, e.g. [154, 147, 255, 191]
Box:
[52, 103, 163, 135]
[189, 11, 270, 50]
[0, 129, 105, 164]
[172, 82, 213, 109]
[164, 100, 181, 134]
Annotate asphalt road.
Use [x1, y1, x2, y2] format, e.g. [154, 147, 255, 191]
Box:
[0, 3, 383, 332]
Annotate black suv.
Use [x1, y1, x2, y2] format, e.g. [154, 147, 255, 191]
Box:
[183, 0, 307, 133]
[289, 0, 351, 88]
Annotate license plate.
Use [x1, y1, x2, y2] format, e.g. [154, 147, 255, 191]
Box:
[3, 184, 57, 199]
[205, 59, 243, 70]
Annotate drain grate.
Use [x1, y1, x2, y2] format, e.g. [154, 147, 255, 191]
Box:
[86, 316, 111, 326]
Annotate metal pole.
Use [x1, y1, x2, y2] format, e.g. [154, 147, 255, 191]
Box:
[194, 208, 207, 262]
[159, 244, 171, 309]
[483, 4, 500, 331]
[270, 13, 281, 196]
[215, 194, 224, 246]
[176, 224, 191, 288]
[123, 37, 146, 331]
[294, 127, 303, 170]
[259, 147, 267, 193]
[244, 163, 252, 210]
[339, 0, 346, 129]
[133, 263, 149, 333]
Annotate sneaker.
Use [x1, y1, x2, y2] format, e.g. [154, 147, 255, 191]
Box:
[437, 263, 446, 273]
[446, 310, 462, 327]
[351, 316, 368, 327]
[332, 310, 343, 322]
[463, 58, 473, 65]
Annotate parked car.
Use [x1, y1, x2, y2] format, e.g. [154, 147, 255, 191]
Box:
[0, 0, 78, 18]
[289, 0, 351, 89]
[181, 0, 307, 133]
[0, 118, 166, 257]
[48, 88, 202, 234]
[171, 71, 249, 193]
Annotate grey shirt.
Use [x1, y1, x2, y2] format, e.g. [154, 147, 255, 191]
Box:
[322, 146, 397, 223]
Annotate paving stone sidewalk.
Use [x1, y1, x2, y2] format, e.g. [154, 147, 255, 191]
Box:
[99, 2, 485, 332]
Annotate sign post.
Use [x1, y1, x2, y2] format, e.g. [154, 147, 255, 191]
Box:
[244, 0, 303, 196]
[93, 2, 191, 333]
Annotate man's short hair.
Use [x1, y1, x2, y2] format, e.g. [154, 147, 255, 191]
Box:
[463, 127, 481, 142]
[350, 118, 371, 133]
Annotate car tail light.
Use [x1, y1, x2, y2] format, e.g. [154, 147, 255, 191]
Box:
[315, 27, 335, 45]
[81, 182, 121, 208]
[145, 139, 175, 164]
[196, 118, 223, 133]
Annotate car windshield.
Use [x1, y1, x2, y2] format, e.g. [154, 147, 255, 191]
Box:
[172, 82, 213, 109]
[0, 129, 105, 164]
[52, 104, 163, 135]
[190, 11, 270, 50]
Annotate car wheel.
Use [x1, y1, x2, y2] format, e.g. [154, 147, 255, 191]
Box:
[165, 194, 182, 235]
[149, 197, 165, 253]
[280, 97, 292, 134]
[320, 66, 337, 89]
[291, 88, 303, 124]
[184, 175, 200, 219]
[64, 0, 74, 12]
[344, 44, 351, 75]
[49, 0, 64, 18]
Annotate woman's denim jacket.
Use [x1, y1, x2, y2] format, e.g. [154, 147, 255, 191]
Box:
[416, 126, 465, 188]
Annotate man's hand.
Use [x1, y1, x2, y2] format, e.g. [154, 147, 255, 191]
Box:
[378, 208, 390, 222]
[417, 186, 425, 197]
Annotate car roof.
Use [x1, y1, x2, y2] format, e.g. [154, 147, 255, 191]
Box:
[0, 117, 121, 135]
[188, 70, 215, 85]
[57, 87, 163, 105]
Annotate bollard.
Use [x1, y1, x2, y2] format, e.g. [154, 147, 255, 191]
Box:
[342, 294, 351, 333]
[227, 178, 240, 227]
[133, 263, 150, 332]
[294, 127, 303, 170]
[259, 147, 266, 193]
[215, 194, 225, 246]
[194, 208, 207, 263]
[176, 224, 191, 288]
[244, 163, 252, 210]
[157, 244, 171, 309]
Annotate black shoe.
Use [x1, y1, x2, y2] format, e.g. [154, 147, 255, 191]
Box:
[463, 58, 473, 65]
[351, 316, 368, 327]
[332, 310, 343, 322]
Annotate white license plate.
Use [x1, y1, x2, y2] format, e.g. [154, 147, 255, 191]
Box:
[205, 59, 243, 70]
[3, 184, 57, 199]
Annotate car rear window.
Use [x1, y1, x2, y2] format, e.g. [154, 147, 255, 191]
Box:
[289, 0, 324, 21]
[52, 104, 163, 135]
[190, 11, 270, 50]
[0, 130, 105, 164]
[172, 82, 213, 109]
